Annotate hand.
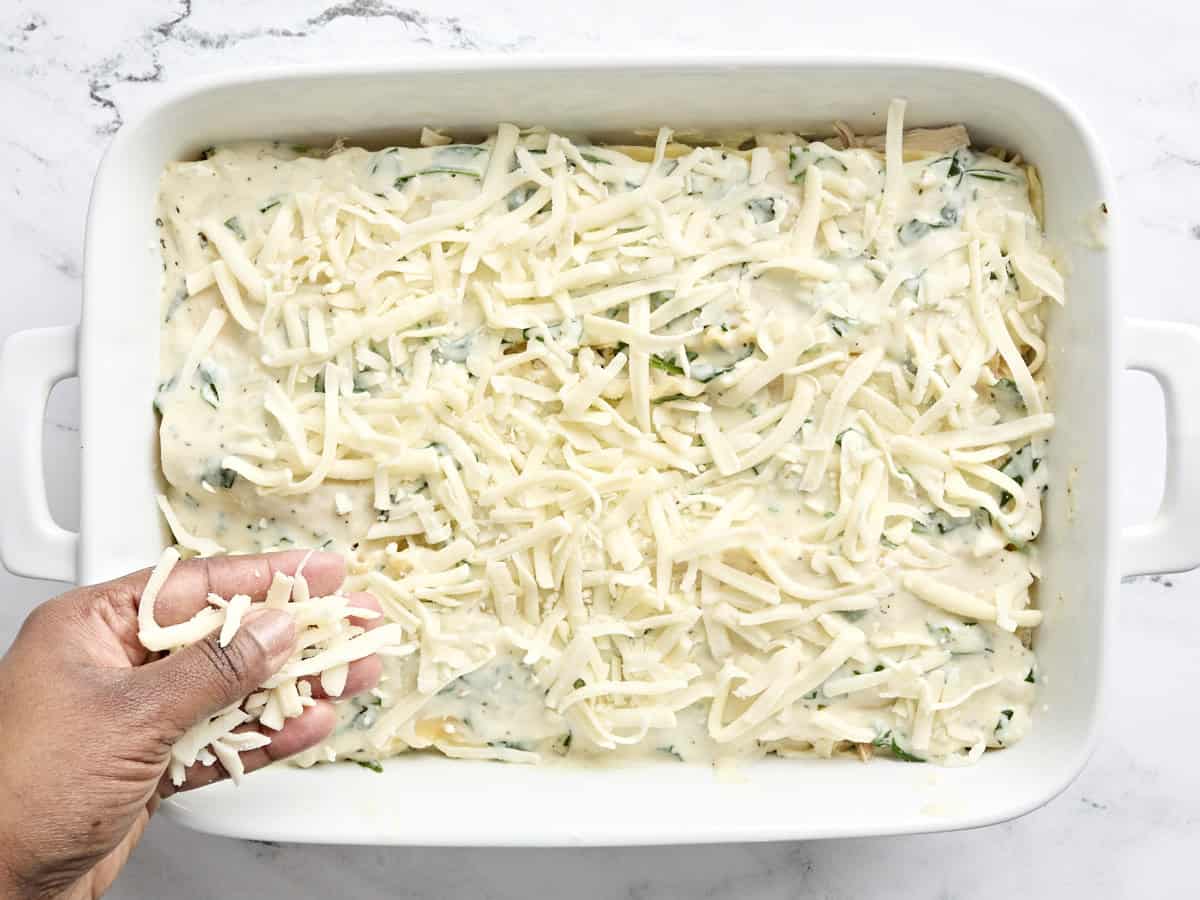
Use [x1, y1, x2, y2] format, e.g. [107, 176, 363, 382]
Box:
[0, 552, 382, 899]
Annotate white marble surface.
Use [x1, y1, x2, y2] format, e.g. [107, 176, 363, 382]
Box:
[1, 0, 1198, 896]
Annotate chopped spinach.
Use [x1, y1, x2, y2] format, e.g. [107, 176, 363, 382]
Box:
[788, 144, 848, 182]
[649, 355, 685, 376]
[934, 149, 974, 185]
[521, 317, 582, 349]
[889, 737, 924, 763]
[829, 315, 856, 337]
[204, 464, 237, 490]
[689, 345, 754, 383]
[489, 739, 533, 753]
[165, 286, 188, 322]
[990, 377, 1021, 400]
[966, 169, 1019, 183]
[898, 219, 934, 244]
[834, 427, 861, 447]
[873, 731, 925, 763]
[747, 197, 776, 224]
[223, 216, 246, 240]
[924, 507, 991, 535]
[395, 167, 482, 188]
[197, 364, 220, 409]
[436, 332, 474, 364]
[353, 759, 384, 773]
[995, 709, 1015, 740]
[351, 697, 382, 730]
[506, 185, 537, 211]
[999, 443, 1039, 507]
[899, 210, 957, 244]
[437, 144, 488, 159]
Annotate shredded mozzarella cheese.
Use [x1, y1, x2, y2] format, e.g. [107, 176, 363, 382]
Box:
[155, 108, 1058, 768]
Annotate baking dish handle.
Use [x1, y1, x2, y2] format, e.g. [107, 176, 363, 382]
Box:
[1121, 317, 1200, 577]
[0, 325, 80, 583]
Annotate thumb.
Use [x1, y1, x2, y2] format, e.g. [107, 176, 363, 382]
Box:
[132, 609, 296, 741]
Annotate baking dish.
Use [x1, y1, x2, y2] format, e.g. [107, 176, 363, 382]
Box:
[3, 57, 1200, 846]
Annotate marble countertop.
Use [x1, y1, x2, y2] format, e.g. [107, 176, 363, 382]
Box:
[2, 0, 1198, 896]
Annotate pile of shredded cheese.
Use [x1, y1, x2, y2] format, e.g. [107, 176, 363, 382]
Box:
[139, 548, 406, 784]
[155, 101, 1061, 766]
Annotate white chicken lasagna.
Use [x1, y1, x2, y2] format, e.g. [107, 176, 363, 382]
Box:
[154, 101, 1063, 768]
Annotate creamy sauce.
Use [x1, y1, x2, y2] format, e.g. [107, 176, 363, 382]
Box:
[156, 108, 1059, 767]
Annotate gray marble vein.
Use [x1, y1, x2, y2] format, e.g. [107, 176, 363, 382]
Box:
[2, 1, 1199, 897]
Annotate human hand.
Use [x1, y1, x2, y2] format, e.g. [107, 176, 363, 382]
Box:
[0, 552, 382, 899]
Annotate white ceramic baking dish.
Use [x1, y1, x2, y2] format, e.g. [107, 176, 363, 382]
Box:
[4, 57, 1200, 846]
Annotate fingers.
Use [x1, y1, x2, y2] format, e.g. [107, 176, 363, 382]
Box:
[129, 609, 296, 740]
[159, 701, 337, 797]
[87, 550, 346, 629]
[344, 591, 385, 630]
[303, 594, 384, 700]
[306, 655, 383, 700]
[152, 551, 347, 626]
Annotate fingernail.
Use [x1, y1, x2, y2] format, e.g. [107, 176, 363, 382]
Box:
[242, 609, 296, 667]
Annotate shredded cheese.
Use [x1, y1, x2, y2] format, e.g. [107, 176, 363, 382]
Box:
[156, 108, 1058, 768]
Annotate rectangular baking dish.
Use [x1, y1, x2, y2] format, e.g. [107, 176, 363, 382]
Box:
[4, 57, 1200, 845]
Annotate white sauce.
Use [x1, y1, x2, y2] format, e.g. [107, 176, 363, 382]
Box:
[156, 108, 1059, 767]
